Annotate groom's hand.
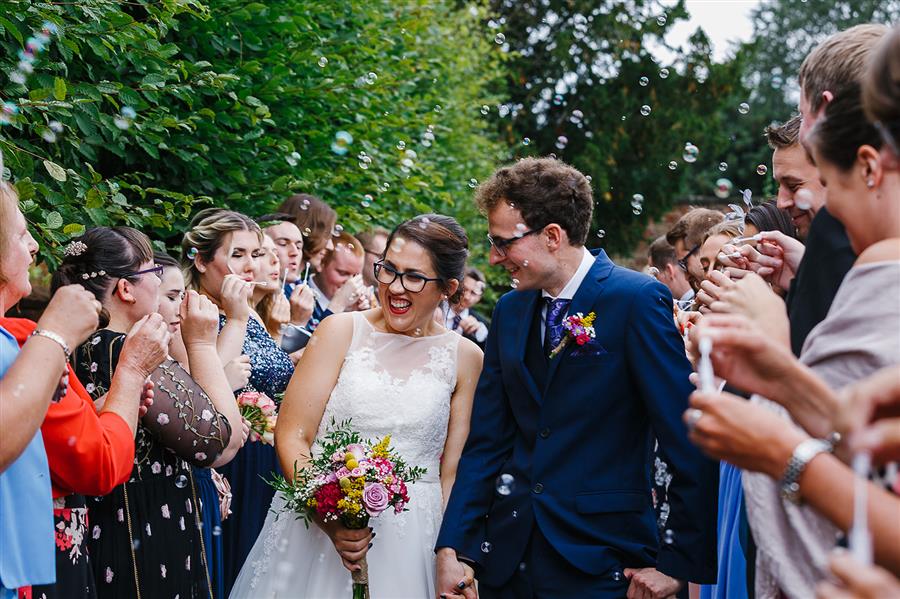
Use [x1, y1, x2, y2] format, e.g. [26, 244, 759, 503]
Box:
[436, 548, 476, 599]
[623, 567, 683, 599]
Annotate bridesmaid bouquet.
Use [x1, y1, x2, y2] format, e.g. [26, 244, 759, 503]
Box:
[270, 418, 426, 599]
[236, 389, 278, 445]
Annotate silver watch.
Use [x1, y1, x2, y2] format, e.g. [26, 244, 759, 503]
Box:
[780, 438, 832, 504]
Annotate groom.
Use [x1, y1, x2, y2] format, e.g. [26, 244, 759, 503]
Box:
[436, 158, 718, 598]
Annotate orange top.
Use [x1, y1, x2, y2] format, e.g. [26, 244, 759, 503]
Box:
[1, 318, 134, 499]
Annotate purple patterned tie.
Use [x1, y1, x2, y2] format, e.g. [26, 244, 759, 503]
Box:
[544, 298, 571, 356]
[451, 313, 462, 331]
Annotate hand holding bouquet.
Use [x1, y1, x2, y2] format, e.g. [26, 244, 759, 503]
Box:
[236, 389, 277, 445]
[270, 418, 425, 599]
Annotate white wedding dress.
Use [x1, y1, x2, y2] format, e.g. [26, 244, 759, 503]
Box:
[229, 312, 460, 598]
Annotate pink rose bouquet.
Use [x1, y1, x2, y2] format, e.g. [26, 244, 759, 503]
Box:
[236, 389, 278, 445]
[270, 418, 425, 599]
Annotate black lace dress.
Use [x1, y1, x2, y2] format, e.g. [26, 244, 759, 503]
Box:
[74, 330, 231, 599]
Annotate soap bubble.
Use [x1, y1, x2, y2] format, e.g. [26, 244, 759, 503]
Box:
[361, 194, 373, 208]
[48, 120, 63, 133]
[396, 140, 406, 150]
[433, 104, 442, 113]
[495, 473, 516, 496]
[404, 149, 417, 160]
[494, 33, 506, 45]
[212, 525, 222, 537]
[596, 229, 606, 239]
[640, 105, 651, 116]
[174, 475, 188, 489]
[286, 151, 301, 167]
[663, 529, 675, 544]
[612, 570, 624, 582]
[668, 161, 677, 170]
[632, 205, 643, 215]
[514, 223, 527, 237]
[639, 76, 649, 87]
[400, 158, 414, 173]
[522, 137, 531, 146]
[331, 131, 353, 155]
[41, 129, 57, 143]
[555, 135, 568, 149]
[357, 153, 372, 170]
[317, 56, 328, 68]
[364, 72, 377, 85]
[512, 510, 518, 518]
[552, 94, 564, 106]
[132, 538, 141, 550]
[714, 178, 733, 199]
[510, 278, 519, 289]
[519, 562, 527, 572]
[657, 15, 667, 26]
[468, 178, 478, 188]
[481, 541, 493, 553]
[682, 143, 699, 163]
[738, 102, 750, 115]
[186, 247, 198, 260]
[659, 68, 670, 79]
[631, 193, 644, 206]
[570, 109, 584, 124]
[718, 162, 728, 172]
[480, 105, 490, 115]
[756, 164, 768, 176]
[795, 188, 813, 210]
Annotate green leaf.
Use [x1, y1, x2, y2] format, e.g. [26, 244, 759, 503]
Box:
[0, 16, 24, 46]
[43, 161, 67, 182]
[45, 211, 64, 229]
[54, 77, 68, 101]
[63, 223, 86, 236]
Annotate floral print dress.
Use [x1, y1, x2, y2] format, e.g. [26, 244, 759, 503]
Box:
[74, 330, 213, 599]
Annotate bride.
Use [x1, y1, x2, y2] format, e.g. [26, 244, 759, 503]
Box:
[229, 214, 483, 598]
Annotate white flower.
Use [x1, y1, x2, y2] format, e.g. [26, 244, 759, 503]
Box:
[194, 452, 207, 462]
[85, 383, 95, 394]
[105, 567, 113, 583]
[200, 409, 213, 421]
[91, 336, 101, 346]
[156, 413, 170, 425]
[151, 462, 162, 474]
[161, 504, 171, 519]
[89, 362, 98, 373]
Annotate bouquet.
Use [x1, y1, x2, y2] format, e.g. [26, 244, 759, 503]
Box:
[270, 418, 426, 599]
[236, 389, 278, 445]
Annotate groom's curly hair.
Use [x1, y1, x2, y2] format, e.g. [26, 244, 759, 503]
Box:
[474, 157, 593, 246]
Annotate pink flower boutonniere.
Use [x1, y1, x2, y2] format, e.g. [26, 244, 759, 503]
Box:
[549, 311, 597, 359]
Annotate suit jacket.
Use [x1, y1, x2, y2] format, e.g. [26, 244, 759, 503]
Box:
[461, 309, 490, 350]
[436, 251, 718, 586]
[786, 207, 856, 356]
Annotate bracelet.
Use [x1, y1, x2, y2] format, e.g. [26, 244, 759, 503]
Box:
[780, 438, 832, 504]
[29, 329, 72, 360]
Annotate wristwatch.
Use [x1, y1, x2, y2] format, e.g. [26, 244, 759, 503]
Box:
[780, 438, 832, 504]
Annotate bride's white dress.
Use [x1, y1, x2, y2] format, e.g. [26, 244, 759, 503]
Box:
[229, 312, 460, 598]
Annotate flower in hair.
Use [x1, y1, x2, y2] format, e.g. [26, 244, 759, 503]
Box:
[64, 240, 88, 257]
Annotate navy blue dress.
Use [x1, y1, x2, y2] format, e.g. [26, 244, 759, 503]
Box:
[215, 316, 293, 597]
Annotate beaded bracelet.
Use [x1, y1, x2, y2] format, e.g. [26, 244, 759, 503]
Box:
[29, 329, 71, 360]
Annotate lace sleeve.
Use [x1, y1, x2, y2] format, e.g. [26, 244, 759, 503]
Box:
[143, 358, 232, 467]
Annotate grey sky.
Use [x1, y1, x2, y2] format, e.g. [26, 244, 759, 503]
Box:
[664, 0, 761, 62]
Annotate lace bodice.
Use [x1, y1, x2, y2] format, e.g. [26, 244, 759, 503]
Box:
[315, 312, 460, 481]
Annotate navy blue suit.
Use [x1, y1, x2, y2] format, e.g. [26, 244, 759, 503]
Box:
[436, 251, 718, 595]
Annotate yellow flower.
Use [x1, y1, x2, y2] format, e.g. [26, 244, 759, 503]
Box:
[371, 436, 391, 458]
[583, 312, 597, 327]
[339, 477, 351, 490]
[346, 459, 359, 470]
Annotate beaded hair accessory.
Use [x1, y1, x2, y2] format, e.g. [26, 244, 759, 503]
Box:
[80, 270, 106, 280]
[64, 240, 88, 257]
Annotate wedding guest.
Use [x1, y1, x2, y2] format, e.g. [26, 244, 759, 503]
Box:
[182, 208, 294, 595]
[697, 220, 744, 283]
[251, 234, 291, 342]
[686, 36, 900, 591]
[309, 231, 368, 325]
[666, 208, 725, 291]
[356, 227, 390, 288]
[55, 227, 233, 599]
[258, 214, 315, 331]
[0, 183, 101, 597]
[155, 251, 245, 599]
[443, 267, 489, 350]
[648, 236, 694, 310]
[278, 193, 336, 273]
[743, 201, 797, 239]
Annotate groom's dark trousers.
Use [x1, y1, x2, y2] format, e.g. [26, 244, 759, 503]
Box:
[437, 251, 718, 597]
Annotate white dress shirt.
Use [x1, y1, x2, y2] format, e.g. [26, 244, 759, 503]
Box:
[540, 248, 596, 343]
[308, 277, 330, 311]
[444, 307, 489, 343]
[677, 289, 695, 311]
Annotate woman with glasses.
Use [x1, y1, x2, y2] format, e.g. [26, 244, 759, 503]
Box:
[55, 227, 236, 599]
[230, 214, 483, 598]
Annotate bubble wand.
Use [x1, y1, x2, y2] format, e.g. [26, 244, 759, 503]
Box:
[849, 451, 873, 566]
[226, 245, 268, 287]
[698, 336, 715, 393]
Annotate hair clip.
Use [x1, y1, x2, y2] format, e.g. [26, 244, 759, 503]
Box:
[64, 240, 87, 257]
[81, 271, 104, 280]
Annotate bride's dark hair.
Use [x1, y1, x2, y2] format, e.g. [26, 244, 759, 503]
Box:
[386, 214, 469, 304]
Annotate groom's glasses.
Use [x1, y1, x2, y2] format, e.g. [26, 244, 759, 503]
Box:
[487, 225, 545, 258]
[374, 261, 443, 293]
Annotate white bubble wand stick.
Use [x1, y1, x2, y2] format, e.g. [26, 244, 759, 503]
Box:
[849, 451, 873, 566]
[226, 245, 268, 287]
[698, 336, 716, 394]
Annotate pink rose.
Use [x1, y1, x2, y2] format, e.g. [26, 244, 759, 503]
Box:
[350, 467, 364, 478]
[325, 472, 338, 484]
[345, 444, 365, 461]
[237, 391, 262, 407]
[335, 466, 351, 479]
[362, 482, 390, 516]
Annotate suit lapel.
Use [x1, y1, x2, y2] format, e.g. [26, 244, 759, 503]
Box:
[544, 251, 614, 388]
[515, 290, 543, 404]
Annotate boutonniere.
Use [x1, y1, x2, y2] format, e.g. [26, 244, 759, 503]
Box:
[549, 311, 597, 359]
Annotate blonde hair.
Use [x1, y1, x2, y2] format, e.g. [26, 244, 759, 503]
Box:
[702, 220, 744, 246]
[0, 182, 20, 286]
[799, 24, 888, 114]
[181, 208, 261, 290]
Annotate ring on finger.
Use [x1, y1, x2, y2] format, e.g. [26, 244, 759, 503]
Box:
[686, 408, 704, 432]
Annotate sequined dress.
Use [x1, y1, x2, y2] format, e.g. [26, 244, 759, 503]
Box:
[229, 311, 459, 598]
[216, 315, 294, 596]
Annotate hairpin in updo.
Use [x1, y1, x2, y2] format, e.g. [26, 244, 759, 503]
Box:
[64, 240, 88, 257]
[80, 270, 106, 280]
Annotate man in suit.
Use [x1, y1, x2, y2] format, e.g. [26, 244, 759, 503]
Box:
[436, 157, 718, 598]
[647, 236, 694, 311]
[444, 267, 490, 350]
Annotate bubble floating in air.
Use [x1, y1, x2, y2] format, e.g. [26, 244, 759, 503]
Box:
[364, 72, 377, 85]
[659, 68, 669, 79]
[682, 143, 699, 163]
[286, 151, 301, 167]
[795, 188, 813, 210]
[640, 105, 651, 116]
[174, 475, 188, 489]
[668, 161, 677, 170]
[481, 541, 493, 553]
[495, 473, 516, 496]
[330, 131, 353, 155]
[756, 164, 768, 176]
[396, 140, 406, 151]
[555, 135, 568, 150]
[480, 105, 490, 115]
[738, 102, 750, 115]
[718, 162, 728, 172]
[317, 56, 328, 68]
[714, 178, 733, 200]
[639, 76, 649, 87]
[494, 33, 506, 45]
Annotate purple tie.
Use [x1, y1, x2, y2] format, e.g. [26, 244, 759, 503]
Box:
[544, 298, 571, 356]
[451, 313, 462, 331]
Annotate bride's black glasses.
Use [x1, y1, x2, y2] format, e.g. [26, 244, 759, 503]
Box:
[373, 261, 442, 293]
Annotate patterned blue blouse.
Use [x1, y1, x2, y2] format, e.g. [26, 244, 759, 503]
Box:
[218, 315, 293, 397]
